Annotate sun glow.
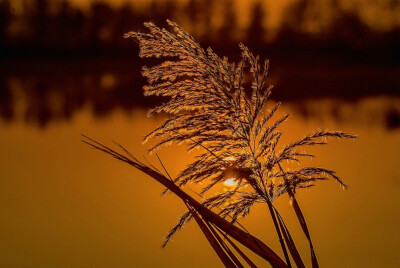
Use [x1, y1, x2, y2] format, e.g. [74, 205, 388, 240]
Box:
[223, 178, 237, 187]
[224, 156, 236, 162]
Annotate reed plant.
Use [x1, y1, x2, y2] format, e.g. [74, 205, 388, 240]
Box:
[83, 20, 356, 267]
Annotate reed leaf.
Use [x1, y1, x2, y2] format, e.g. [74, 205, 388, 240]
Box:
[186, 203, 238, 268]
[204, 220, 244, 268]
[214, 225, 258, 268]
[290, 192, 319, 268]
[274, 207, 305, 268]
[82, 136, 287, 268]
[278, 163, 319, 268]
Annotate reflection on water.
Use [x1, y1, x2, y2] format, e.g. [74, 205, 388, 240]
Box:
[291, 96, 400, 130]
[1, 58, 400, 129]
[0, 102, 399, 267]
[0, 58, 152, 127]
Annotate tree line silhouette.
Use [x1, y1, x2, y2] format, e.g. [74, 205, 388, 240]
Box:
[0, 0, 399, 62]
[0, 0, 399, 128]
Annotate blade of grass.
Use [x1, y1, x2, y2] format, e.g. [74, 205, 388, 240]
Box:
[214, 224, 258, 268]
[82, 136, 288, 268]
[274, 207, 305, 268]
[266, 200, 292, 268]
[186, 203, 237, 268]
[204, 220, 244, 268]
[290, 194, 319, 268]
[156, 152, 173, 181]
[278, 163, 319, 268]
[113, 141, 146, 166]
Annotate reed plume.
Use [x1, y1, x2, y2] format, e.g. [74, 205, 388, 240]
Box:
[85, 20, 356, 267]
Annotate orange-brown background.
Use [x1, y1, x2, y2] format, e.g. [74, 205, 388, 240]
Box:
[1, 0, 399, 267]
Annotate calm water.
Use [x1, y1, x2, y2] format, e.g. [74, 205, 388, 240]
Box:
[1, 98, 399, 267]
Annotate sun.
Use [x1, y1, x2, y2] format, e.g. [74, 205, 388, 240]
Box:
[224, 156, 236, 162]
[223, 178, 237, 187]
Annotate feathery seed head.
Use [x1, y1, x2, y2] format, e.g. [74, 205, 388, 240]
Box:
[125, 20, 356, 235]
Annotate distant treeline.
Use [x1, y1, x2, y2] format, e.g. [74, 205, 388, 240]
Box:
[0, 0, 399, 127]
[0, 0, 399, 62]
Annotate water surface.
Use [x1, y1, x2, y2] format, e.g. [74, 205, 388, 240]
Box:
[1, 99, 399, 267]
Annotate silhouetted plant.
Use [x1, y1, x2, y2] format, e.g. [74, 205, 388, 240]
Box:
[85, 20, 356, 267]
